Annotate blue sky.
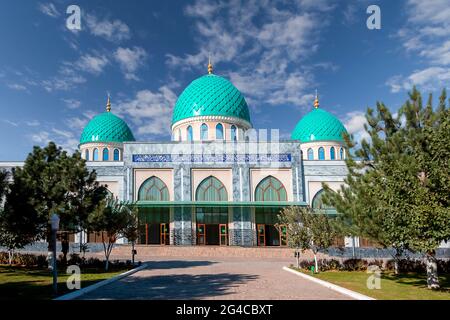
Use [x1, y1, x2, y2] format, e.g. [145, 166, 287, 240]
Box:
[0, 0, 448, 160]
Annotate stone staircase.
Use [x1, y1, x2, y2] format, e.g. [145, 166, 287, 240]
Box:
[109, 245, 316, 260]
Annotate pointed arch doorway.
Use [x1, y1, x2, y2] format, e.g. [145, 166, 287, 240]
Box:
[255, 176, 288, 247]
[195, 176, 229, 246]
[138, 176, 170, 245]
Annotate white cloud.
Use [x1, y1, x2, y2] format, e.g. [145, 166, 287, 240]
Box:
[386, 67, 450, 93]
[62, 98, 82, 109]
[167, 0, 330, 111]
[114, 47, 147, 80]
[2, 119, 18, 127]
[406, 0, 450, 26]
[41, 52, 107, 92]
[30, 128, 78, 153]
[114, 86, 177, 137]
[25, 120, 40, 126]
[31, 131, 50, 144]
[42, 73, 86, 92]
[38, 2, 60, 18]
[389, 0, 450, 93]
[7, 83, 27, 91]
[52, 128, 73, 139]
[85, 14, 131, 42]
[65, 111, 95, 131]
[74, 54, 109, 75]
[342, 111, 370, 145]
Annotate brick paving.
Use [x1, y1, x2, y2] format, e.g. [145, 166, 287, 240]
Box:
[79, 257, 352, 300]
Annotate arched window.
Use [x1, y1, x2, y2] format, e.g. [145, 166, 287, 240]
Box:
[113, 149, 120, 161]
[330, 147, 335, 160]
[196, 176, 228, 201]
[93, 148, 99, 161]
[138, 176, 170, 201]
[85, 149, 89, 161]
[216, 123, 224, 140]
[103, 148, 109, 161]
[318, 147, 325, 160]
[231, 125, 237, 141]
[255, 176, 287, 201]
[312, 189, 337, 214]
[340, 147, 344, 160]
[200, 123, 208, 140]
[307, 148, 314, 160]
[187, 126, 193, 142]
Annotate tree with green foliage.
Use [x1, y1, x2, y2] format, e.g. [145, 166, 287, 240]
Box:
[3, 142, 108, 255]
[0, 170, 40, 264]
[277, 206, 337, 273]
[121, 206, 139, 265]
[0, 170, 7, 200]
[88, 197, 137, 271]
[322, 87, 450, 288]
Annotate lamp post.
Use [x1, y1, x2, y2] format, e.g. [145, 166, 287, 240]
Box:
[51, 213, 60, 296]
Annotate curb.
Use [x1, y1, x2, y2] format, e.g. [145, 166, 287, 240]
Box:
[283, 266, 376, 300]
[54, 263, 148, 300]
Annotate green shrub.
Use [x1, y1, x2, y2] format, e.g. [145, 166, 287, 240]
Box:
[68, 253, 83, 265]
[437, 259, 450, 273]
[84, 257, 104, 268]
[0, 252, 9, 264]
[0, 252, 48, 267]
[342, 259, 368, 271]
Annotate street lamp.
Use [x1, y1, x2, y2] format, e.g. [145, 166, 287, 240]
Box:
[51, 213, 60, 296]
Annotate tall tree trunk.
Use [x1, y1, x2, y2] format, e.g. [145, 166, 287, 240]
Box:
[313, 253, 319, 273]
[426, 250, 439, 289]
[8, 249, 13, 265]
[132, 241, 135, 266]
[393, 249, 402, 275]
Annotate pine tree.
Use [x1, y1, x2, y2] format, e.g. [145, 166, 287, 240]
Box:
[3, 142, 108, 251]
[322, 87, 450, 288]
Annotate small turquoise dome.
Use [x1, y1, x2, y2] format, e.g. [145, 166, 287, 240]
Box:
[292, 108, 348, 142]
[172, 74, 251, 125]
[80, 112, 135, 145]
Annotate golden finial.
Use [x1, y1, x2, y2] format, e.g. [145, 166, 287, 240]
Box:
[207, 55, 213, 74]
[314, 90, 319, 109]
[106, 94, 111, 112]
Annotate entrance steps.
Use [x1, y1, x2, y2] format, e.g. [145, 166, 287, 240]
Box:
[110, 245, 316, 260]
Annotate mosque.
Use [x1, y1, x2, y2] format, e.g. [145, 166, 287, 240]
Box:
[2, 61, 357, 248]
[73, 60, 354, 248]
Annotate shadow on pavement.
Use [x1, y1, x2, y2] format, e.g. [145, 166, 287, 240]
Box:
[105, 272, 259, 299]
[143, 260, 217, 270]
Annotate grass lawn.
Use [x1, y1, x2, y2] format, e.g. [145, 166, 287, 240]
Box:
[293, 268, 450, 300]
[0, 264, 131, 300]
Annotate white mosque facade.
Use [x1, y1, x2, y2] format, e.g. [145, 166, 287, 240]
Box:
[0, 63, 382, 249]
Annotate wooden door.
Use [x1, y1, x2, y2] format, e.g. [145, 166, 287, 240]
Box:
[160, 223, 169, 245]
[219, 224, 228, 246]
[197, 224, 206, 245]
[257, 224, 266, 246]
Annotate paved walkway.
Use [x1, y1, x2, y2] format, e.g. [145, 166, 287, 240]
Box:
[79, 257, 351, 300]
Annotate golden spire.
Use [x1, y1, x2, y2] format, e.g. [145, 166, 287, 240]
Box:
[207, 55, 213, 74]
[314, 89, 319, 109]
[106, 94, 111, 112]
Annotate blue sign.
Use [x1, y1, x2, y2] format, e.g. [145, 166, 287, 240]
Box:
[132, 153, 292, 163]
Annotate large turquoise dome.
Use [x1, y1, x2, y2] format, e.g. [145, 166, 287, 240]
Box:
[172, 74, 251, 125]
[292, 108, 348, 142]
[80, 112, 135, 145]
